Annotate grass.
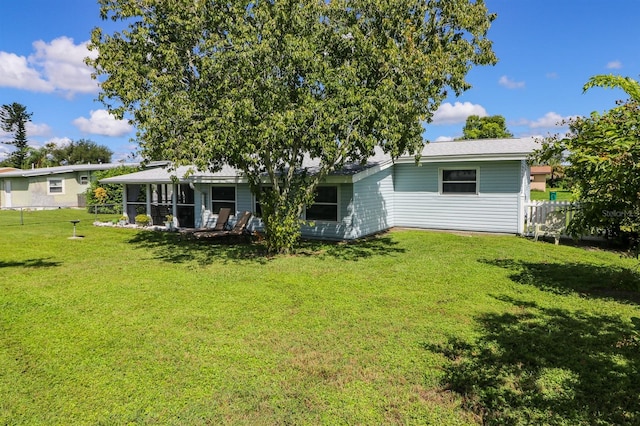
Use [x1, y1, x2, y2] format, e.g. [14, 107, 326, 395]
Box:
[530, 188, 573, 201]
[1, 209, 639, 425]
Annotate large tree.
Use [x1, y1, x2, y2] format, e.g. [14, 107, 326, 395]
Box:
[0, 102, 32, 169]
[50, 139, 113, 165]
[21, 139, 113, 168]
[89, 0, 497, 253]
[534, 75, 640, 248]
[458, 114, 513, 140]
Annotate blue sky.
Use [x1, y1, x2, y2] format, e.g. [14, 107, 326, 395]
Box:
[1, 1, 639, 163]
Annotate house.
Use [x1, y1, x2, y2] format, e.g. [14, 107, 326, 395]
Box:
[100, 137, 538, 239]
[529, 165, 552, 191]
[0, 163, 139, 209]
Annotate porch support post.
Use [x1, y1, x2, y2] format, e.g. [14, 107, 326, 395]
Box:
[146, 184, 152, 219]
[172, 184, 178, 220]
[122, 184, 128, 218]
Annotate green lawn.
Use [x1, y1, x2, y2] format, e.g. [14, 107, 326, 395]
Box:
[1, 209, 639, 425]
[530, 187, 573, 201]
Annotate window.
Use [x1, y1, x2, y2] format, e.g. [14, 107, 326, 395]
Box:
[80, 175, 89, 185]
[48, 178, 63, 194]
[306, 186, 338, 221]
[211, 186, 235, 214]
[441, 169, 477, 194]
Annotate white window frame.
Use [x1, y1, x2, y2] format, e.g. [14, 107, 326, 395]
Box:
[79, 175, 89, 185]
[48, 178, 64, 195]
[439, 167, 479, 195]
[304, 185, 340, 223]
[211, 185, 236, 215]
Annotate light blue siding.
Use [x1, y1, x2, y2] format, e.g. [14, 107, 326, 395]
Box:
[190, 160, 524, 237]
[348, 167, 395, 238]
[394, 161, 523, 233]
[300, 183, 354, 240]
[479, 161, 521, 193]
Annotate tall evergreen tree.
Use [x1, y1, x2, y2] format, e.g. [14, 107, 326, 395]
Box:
[0, 102, 32, 169]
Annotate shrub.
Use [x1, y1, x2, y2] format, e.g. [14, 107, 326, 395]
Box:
[135, 214, 150, 226]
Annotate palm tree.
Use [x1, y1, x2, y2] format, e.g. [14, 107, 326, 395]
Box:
[583, 74, 640, 101]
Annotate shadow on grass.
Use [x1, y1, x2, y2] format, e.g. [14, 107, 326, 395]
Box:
[0, 258, 61, 268]
[127, 232, 269, 265]
[127, 231, 405, 264]
[480, 258, 640, 304]
[300, 235, 406, 261]
[428, 296, 640, 425]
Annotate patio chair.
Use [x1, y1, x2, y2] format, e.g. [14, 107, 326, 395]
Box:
[534, 210, 566, 245]
[192, 211, 252, 240]
[179, 207, 232, 237]
[213, 207, 232, 231]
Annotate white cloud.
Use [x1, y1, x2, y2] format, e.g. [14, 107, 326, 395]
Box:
[73, 109, 133, 137]
[0, 145, 11, 160]
[25, 122, 52, 137]
[606, 60, 622, 69]
[434, 136, 454, 142]
[431, 102, 487, 125]
[527, 112, 576, 129]
[30, 37, 98, 97]
[0, 37, 97, 97]
[546, 72, 558, 79]
[499, 75, 525, 89]
[0, 51, 53, 92]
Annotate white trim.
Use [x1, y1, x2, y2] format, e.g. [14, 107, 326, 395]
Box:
[47, 177, 64, 195]
[350, 160, 394, 183]
[438, 167, 479, 195]
[396, 153, 530, 164]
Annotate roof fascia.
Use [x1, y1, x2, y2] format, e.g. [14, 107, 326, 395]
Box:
[350, 160, 394, 183]
[395, 153, 530, 163]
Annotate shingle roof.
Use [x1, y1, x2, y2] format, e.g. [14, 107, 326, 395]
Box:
[419, 137, 538, 159]
[100, 137, 538, 184]
[0, 163, 140, 178]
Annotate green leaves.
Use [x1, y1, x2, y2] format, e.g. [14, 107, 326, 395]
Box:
[533, 95, 640, 246]
[583, 74, 640, 102]
[459, 114, 513, 140]
[90, 0, 498, 253]
[0, 102, 32, 169]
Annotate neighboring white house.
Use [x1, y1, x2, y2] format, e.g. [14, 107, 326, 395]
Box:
[0, 163, 139, 209]
[100, 138, 538, 239]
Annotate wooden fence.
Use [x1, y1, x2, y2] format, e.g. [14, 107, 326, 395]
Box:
[523, 200, 577, 237]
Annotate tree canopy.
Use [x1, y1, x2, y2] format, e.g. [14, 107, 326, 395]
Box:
[458, 114, 513, 140]
[50, 139, 113, 165]
[0, 102, 32, 169]
[22, 139, 113, 168]
[90, 0, 497, 253]
[534, 74, 640, 250]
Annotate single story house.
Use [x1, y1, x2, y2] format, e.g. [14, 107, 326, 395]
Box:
[0, 163, 140, 209]
[101, 137, 538, 239]
[530, 165, 552, 191]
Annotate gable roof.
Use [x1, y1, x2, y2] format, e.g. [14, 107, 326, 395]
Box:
[0, 163, 140, 178]
[100, 137, 538, 185]
[411, 137, 538, 162]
